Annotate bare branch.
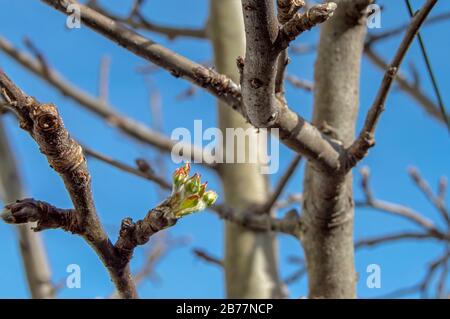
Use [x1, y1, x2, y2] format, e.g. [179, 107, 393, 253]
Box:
[358, 167, 439, 232]
[355, 232, 437, 248]
[41, 0, 240, 108]
[277, 0, 306, 24]
[274, 193, 303, 210]
[83, 146, 171, 190]
[40, 0, 346, 174]
[1, 199, 78, 233]
[193, 248, 224, 268]
[347, 0, 438, 168]
[0, 69, 138, 298]
[284, 267, 307, 285]
[364, 46, 445, 125]
[214, 206, 302, 238]
[275, 49, 289, 103]
[0, 119, 55, 298]
[408, 167, 450, 227]
[241, 0, 336, 128]
[87, 0, 208, 40]
[277, 3, 337, 50]
[261, 155, 302, 212]
[372, 250, 449, 298]
[437, 247, 449, 298]
[286, 75, 314, 92]
[0, 36, 213, 169]
[438, 176, 448, 202]
[366, 12, 450, 45]
[98, 55, 111, 103]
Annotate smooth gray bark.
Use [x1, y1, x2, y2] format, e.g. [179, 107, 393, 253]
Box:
[0, 118, 54, 298]
[209, 0, 286, 298]
[301, 0, 369, 298]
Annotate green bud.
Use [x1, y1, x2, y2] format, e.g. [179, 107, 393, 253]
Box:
[185, 173, 201, 193]
[203, 191, 218, 206]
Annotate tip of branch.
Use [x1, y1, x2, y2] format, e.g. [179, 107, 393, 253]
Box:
[308, 2, 337, 24]
[359, 166, 370, 178]
[1, 207, 14, 223]
[0, 199, 41, 225]
[279, 2, 337, 46]
[407, 166, 419, 177]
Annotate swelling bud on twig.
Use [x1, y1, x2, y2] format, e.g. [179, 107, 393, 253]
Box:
[281, 2, 337, 42]
[168, 163, 218, 219]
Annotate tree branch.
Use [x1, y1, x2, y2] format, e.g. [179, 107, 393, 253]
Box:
[83, 146, 171, 190]
[366, 12, 450, 45]
[364, 46, 446, 125]
[1, 199, 79, 233]
[0, 36, 212, 169]
[193, 248, 224, 268]
[286, 75, 314, 92]
[0, 118, 55, 298]
[347, 0, 438, 167]
[215, 205, 302, 238]
[358, 167, 440, 232]
[355, 232, 439, 248]
[260, 154, 302, 212]
[408, 167, 450, 227]
[87, 0, 208, 40]
[40, 0, 344, 172]
[241, 0, 336, 128]
[0, 69, 139, 298]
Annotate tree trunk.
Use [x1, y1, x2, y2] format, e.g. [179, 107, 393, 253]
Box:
[0, 118, 55, 298]
[209, 0, 286, 298]
[301, 0, 369, 298]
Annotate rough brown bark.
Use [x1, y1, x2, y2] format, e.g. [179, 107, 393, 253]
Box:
[0, 70, 137, 298]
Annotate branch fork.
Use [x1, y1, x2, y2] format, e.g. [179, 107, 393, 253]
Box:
[241, 0, 337, 130]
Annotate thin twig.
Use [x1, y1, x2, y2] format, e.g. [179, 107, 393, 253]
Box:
[98, 55, 111, 103]
[214, 205, 303, 238]
[286, 75, 314, 92]
[404, 0, 450, 132]
[87, 1, 208, 40]
[261, 155, 302, 212]
[364, 46, 445, 125]
[348, 0, 438, 168]
[408, 167, 450, 227]
[366, 11, 450, 45]
[193, 248, 224, 268]
[0, 36, 213, 169]
[358, 167, 438, 232]
[83, 146, 171, 190]
[355, 232, 437, 248]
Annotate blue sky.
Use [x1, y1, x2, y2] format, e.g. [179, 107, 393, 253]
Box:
[0, 0, 449, 298]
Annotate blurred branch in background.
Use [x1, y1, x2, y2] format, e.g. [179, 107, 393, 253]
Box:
[364, 7, 450, 128]
[193, 248, 224, 268]
[83, 146, 171, 190]
[355, 167, 449, 298]
[286, 75, 314, 93]
[110, 233, 190, 298]
[86, 0, 208, 40]
[0, 116, 55, 298]
[0, 36, 214, 169]
[98, 55, 111, 103]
